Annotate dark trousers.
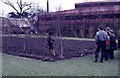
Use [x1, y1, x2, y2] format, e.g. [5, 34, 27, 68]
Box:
[105, 49, 110, 60]
[110, 50, 114, 59]
[118, 38, 120, 49]
[95, 41, 106, 62]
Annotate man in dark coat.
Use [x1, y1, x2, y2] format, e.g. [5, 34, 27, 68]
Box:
[109, 30, 117, 59]
[47, 32, 55, 56]
[118, 37, 120, 49]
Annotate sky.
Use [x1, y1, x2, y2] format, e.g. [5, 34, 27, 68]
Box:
[0, 0, 119, 17]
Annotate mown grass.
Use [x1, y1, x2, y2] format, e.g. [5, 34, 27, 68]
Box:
[2, 34, 95, 41]
[2, 50, 119, 76]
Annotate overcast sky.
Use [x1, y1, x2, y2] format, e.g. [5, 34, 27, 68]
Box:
[0, 0, 119, 16]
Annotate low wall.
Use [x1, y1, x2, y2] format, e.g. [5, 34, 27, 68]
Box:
[2, 35, 96, 61]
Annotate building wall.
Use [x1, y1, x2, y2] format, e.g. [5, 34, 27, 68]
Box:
[0, 17, 32, 34]
[38, 2, 120, 38]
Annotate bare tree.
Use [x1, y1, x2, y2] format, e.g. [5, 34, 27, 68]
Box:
[55, 4, 62, 12]
[1, 0, 32, 18]
[29, 3, 46, 14]
[55, 5, 64, 58]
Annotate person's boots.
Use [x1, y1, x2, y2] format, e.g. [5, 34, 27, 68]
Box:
[100, 58, 103, 63]
[93, 59, 98, 62]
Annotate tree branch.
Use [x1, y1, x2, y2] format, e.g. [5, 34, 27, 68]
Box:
[2, 0, 20, 13]
[23, 6, 32, 12]
[22, 3, 32, 8]
[17, 0, 22, 13]
[2, 0, 33, 17]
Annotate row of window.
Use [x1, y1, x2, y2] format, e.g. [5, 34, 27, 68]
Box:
[64, 14, 120, 20]
[79, 7, 119, 13]
[39, 14, 120, 21]
[75, 2, 120, 8]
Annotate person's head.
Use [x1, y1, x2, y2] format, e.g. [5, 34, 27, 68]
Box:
[98, 26, 103, 31]
[47, 32, 53, 37]
[106, 27, 110, 32]
[109, 29, 115, 36]
[110, 29, 113, 33]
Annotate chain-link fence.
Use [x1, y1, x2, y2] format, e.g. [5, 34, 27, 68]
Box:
[1, 2, 120, 61]
[2, 34, 96, 61]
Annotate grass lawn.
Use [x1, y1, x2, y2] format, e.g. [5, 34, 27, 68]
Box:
[2, 50, 119, 76]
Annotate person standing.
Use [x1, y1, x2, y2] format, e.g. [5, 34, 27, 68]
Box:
[109, 30, 117, 59]
[118, 37, 120, 49]
[47, 32, 56, 56]
[105, 27, 111, 60]
[94, 26, 107, 63]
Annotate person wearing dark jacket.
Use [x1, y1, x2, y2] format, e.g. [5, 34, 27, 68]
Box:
[47, 32, 55, 56]
[109, 30, 117, 59]
[118, 37, 120, 49]
[94, 26, 107, 63]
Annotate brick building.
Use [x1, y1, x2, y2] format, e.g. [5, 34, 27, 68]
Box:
[38, 2, 120, 38]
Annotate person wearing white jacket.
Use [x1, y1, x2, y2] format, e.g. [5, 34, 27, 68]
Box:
[94, 26, 107, 63]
